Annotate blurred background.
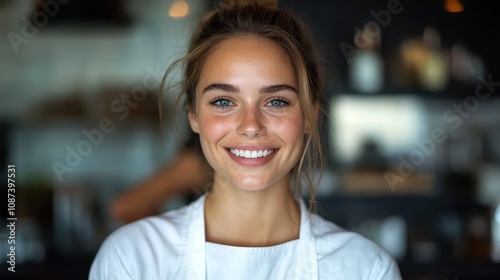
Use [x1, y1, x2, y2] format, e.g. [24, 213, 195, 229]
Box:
[1, 0, 500, 279]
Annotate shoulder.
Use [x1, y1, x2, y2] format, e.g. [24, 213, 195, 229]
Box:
[89, 201, 196, 280]
[310, 213, 383, 260]
[309, 214, 402, 280]
[110, 201, 193, 248]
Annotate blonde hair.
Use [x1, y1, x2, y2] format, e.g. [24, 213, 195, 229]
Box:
[161, 0, 327, 207]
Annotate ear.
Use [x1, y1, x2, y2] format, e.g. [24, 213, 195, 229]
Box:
[188, 109, 200, 133]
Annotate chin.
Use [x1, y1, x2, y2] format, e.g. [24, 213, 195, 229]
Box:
[231, 175, 283, 192]
[235, 184, 270, 192]
[213, 169, 289, 193]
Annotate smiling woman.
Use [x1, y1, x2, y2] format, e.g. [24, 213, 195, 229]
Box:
[89, 0, 402, 279]
[189, 36, 306, 194]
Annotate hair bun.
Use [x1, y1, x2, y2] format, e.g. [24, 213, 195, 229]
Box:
[218, 0, 279, 9]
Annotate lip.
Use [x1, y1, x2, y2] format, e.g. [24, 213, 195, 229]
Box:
[225, 146, 279, 167]
[226, 145, 277, 150]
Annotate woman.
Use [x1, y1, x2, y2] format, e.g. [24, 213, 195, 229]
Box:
[90, 1, 402, 279]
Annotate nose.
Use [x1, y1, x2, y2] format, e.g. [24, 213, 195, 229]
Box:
[237, 106, 266, 138]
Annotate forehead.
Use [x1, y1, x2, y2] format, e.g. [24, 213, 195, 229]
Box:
[210, 35, 287, 57]
[197, 35, 297, 88]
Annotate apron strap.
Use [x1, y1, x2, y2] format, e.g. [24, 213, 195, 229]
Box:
[179, 195, 207, 280]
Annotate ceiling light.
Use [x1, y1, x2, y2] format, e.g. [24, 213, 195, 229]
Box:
[169, 0, 190, 18]
[444, 0, 464, 13]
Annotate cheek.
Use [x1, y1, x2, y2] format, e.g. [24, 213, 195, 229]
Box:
[198, 113, 232, 140]
[274, 115, 305, 142]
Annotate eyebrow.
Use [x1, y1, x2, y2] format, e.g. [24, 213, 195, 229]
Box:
[202, 83, 298, 94]
[260, 84, 298, 94]
[202, 83, 238, 94]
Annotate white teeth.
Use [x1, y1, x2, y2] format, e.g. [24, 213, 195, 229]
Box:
[229, 149, 275, 159]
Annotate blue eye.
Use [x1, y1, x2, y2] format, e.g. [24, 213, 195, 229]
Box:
[212, 98, 233, 107]
[267, 99, 289, 108]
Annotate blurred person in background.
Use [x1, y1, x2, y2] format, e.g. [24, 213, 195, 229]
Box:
[110, 134, 211, 223]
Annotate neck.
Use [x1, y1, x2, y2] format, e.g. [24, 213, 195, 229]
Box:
[204, 177, 301, 247]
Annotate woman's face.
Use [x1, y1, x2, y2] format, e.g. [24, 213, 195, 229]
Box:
[189, 35, 307, 192]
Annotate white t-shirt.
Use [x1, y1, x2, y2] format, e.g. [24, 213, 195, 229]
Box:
[89, 194, 402, 279]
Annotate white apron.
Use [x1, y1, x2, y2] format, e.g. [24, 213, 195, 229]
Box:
[176, 195, 319, 280]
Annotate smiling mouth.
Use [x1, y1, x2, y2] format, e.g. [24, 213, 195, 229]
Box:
[229, 149, 276, 159]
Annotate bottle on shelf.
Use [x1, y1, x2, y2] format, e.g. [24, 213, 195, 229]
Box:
[349, 21, 384, 94]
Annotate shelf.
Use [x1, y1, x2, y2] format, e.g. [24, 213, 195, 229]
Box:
[336, 85, 500, 100]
